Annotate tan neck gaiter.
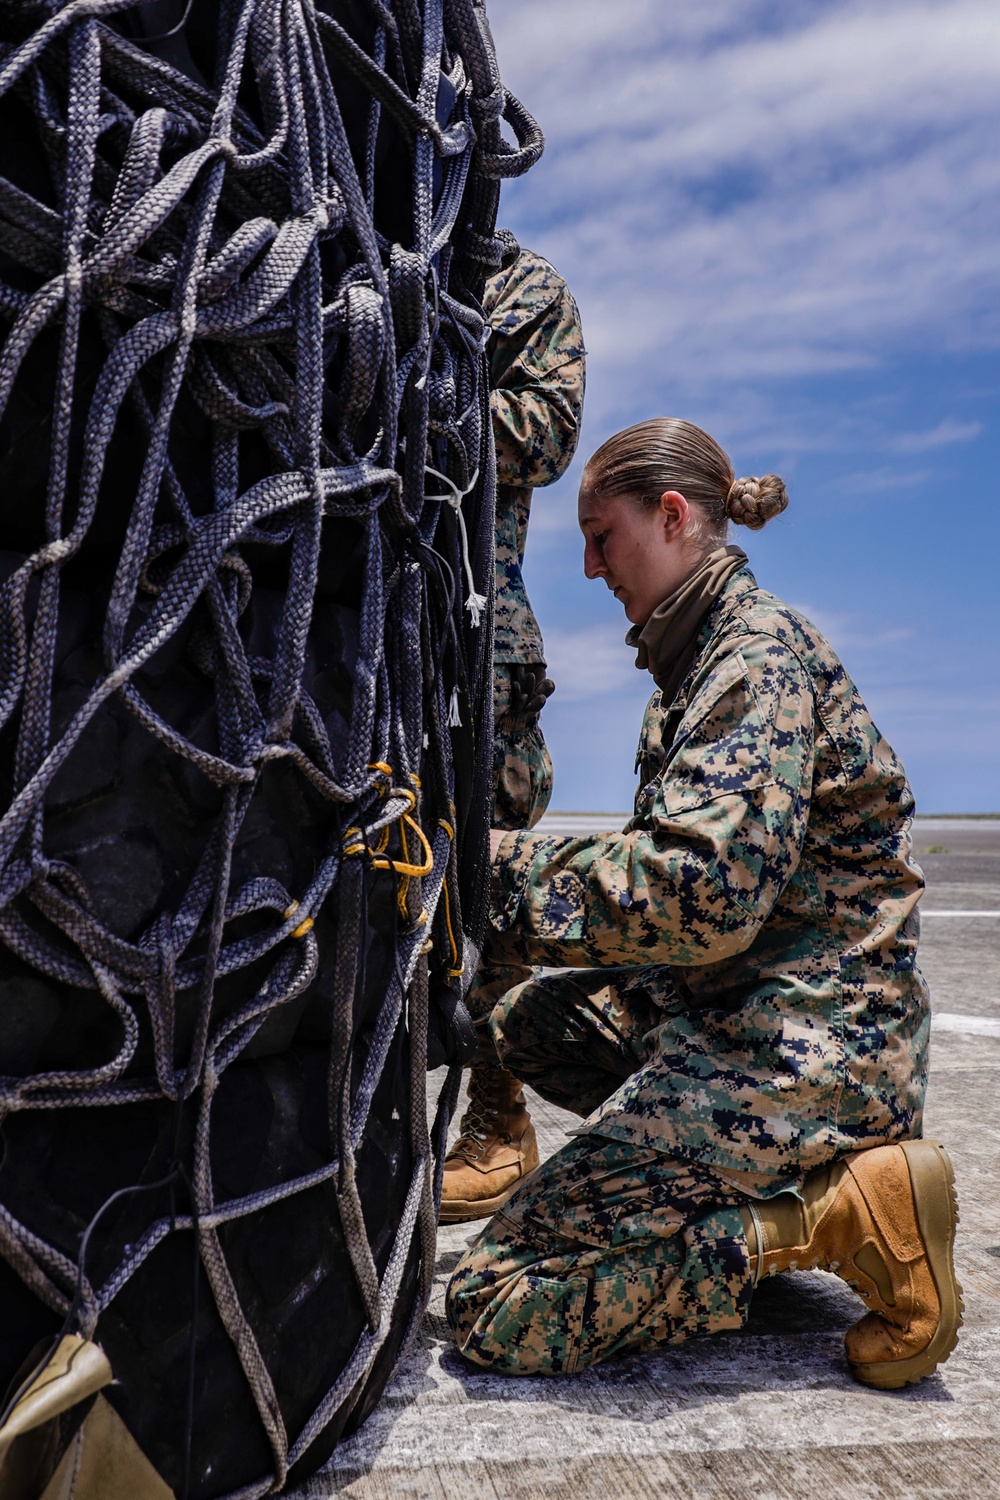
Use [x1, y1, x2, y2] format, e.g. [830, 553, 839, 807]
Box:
[626, 544, 748, 704]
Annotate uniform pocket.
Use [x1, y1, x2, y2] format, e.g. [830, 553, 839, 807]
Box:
[534, 870, 586, 943]
[490, 861, 586, 944]
[657, 649, 775, 817]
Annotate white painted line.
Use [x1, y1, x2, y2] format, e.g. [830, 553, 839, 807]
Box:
[921, 910, 1000, 917]
[932, 1012, 1000, 1037]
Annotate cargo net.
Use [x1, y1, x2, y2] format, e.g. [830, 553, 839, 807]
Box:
[0, 1, 540, 1494]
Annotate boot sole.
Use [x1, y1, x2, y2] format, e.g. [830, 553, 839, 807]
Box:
[439, 1186, 521, 1224]
[850, 1139, 964, 1390]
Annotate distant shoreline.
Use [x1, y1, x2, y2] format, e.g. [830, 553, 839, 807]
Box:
[540, 810, 1000, 821]
[913, 812, 1000, 820]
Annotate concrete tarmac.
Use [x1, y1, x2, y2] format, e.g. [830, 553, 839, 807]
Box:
[298, 817, 1000, 1500]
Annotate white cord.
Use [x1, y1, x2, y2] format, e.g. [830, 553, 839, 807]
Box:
[424, 463, 487, 627]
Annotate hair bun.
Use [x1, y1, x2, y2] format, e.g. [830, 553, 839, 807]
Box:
[725, 473, 788, 530]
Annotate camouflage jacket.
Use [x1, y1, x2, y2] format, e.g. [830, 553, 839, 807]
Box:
[488, 567, 930, 1188]
[484, 249, 585, 663]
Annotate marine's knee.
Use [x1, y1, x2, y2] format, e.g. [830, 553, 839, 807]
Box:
[445, 1250, 491, 1336]
[445, 1238, 513, 1367]
[447, 1249, 588, 1377]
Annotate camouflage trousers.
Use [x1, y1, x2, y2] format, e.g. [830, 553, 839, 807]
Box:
[465, 667, 553, 1026]
[445, 967, 754, 1374]
[446, 1139, 751, 1375]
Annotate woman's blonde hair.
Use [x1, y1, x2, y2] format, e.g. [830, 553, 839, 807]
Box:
[582, 418, 788, 543]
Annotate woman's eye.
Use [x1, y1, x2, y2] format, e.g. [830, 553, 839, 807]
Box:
[594, 532, 607, 547]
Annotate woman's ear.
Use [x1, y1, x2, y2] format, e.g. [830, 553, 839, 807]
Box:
[658, 490, 690, 540]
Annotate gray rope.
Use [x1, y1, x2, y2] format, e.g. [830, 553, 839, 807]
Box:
[0, 0, 540, 1492]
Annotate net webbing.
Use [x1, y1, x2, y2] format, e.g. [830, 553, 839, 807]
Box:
[0, 1, 541, 1493]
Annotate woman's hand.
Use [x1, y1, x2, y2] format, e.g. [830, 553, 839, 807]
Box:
[489, 829, 509, 863]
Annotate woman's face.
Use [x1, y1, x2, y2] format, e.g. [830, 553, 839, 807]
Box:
[578, 487, 695, 627]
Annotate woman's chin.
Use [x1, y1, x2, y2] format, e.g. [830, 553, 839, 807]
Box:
[612, 587, 647, 627]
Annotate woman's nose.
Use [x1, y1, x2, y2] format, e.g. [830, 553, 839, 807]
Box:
[583, 538, 605, 579]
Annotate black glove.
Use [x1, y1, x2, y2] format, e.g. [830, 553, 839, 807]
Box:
[508, 662, 555, 717]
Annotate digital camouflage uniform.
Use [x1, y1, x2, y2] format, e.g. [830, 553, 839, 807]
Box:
[485, 250, 584, 830]
[470, 249, 585, 1023]
[448, 565, 929, 1372]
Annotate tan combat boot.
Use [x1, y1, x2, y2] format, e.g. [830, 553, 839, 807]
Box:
[439, 1066, 540, 1224]
[741, 1139, 963, 1389]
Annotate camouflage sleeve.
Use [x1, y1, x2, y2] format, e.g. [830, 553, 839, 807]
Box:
[485, 251, 585, 490]
[487, 634, 817, 970]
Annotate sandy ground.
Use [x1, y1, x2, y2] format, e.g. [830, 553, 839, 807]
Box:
[296, 818, 1000, 1500]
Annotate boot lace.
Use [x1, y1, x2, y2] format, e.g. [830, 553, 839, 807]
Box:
[453, 1070, 506, 1151]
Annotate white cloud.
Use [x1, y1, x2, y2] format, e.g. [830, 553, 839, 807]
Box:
[788, 604, 915, 652]
[887, 418, 983, 453]
[519, 4, 997, 154]
[542, 621, 638, 701]
[828, 464, 933, 493]
[489, 0, 1000, 433]
[494, 1, 1000, 184]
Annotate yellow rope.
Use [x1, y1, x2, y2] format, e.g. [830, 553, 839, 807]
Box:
[436, 818, 463, 978]
[396, 814, 411, 917]
[345, 777, 433, 873]
[343, 765, 437, 923]
[342, 825, 366, 858]
[371, 813, 432, 878]
[283, 900, 315, 939]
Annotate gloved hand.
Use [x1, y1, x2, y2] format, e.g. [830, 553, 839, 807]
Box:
[507, 662, 555, 717]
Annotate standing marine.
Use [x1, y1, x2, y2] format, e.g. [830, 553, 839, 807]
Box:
[440, 247, 586, 1223]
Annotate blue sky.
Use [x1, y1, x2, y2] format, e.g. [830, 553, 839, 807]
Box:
[487, 0, 1000, 814]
